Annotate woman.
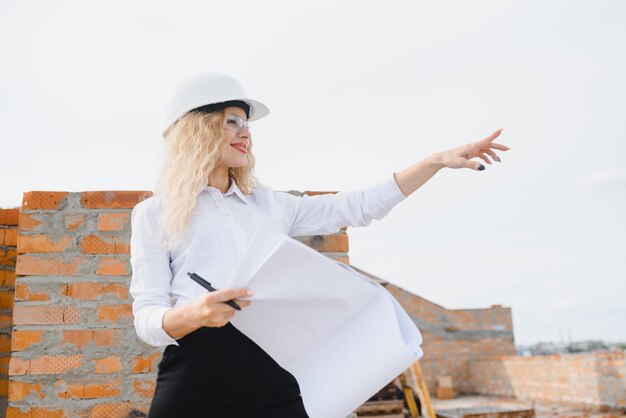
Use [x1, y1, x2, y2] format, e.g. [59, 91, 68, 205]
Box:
[129, 73, 510, 418]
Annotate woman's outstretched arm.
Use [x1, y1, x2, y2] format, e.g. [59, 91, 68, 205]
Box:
[394, 129, 509, 197]
[273, 129, 509, 237]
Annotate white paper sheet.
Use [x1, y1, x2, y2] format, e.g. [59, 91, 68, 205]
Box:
[229, 227, 423, 418]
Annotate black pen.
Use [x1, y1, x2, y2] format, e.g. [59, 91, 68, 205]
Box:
[187, 272, 242, 311]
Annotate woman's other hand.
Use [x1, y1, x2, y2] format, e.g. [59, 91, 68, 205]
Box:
[186, 288, 253, 328]
[434, 128, 510, 171]
[162, 288, 253, 340]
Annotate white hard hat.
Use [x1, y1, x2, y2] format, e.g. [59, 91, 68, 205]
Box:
[162, 72, 270, 137]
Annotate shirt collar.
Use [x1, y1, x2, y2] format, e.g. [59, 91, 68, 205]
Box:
[202, 178, 249, 205]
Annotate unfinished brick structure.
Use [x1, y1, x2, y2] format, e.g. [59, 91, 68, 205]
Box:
[6, 187, 600, 417]
[470, 351, 626, 408]
[0, 209, 18, 416]
[386, 285, 517, 394]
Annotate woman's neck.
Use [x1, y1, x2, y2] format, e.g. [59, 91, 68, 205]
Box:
[207, 167, 230, 194]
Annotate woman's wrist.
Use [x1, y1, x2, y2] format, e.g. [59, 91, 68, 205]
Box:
[162, 304, 201, 340]
[181, 303, 202, 330]
[428, 152, 446, 170]
[395, 155, 444, 197]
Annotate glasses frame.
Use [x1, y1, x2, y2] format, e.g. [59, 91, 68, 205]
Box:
[224, 113, 251, 135]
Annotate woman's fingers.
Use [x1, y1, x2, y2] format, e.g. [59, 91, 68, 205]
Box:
[484, 148, 501, 163]
[470, 130, 509, 165]
[233, 299, 252, 308]
[439, 129, 509, 170]
[192, 287, 254, 328]
[451, 156, 483, 170]
[475, 129, 502, 148]
[206, 287, 253, 304]
[490, 142, 510, 151]
[478, 152, 492, 165]
[215, 305, 236, 324]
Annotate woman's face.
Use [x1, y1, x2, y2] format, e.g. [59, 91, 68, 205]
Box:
[218, 106, 251, 169]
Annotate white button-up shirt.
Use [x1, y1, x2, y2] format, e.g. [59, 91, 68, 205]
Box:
[129, 174, 408, 347]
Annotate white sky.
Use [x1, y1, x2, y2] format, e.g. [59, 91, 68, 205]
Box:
[1, 0, 624, 346]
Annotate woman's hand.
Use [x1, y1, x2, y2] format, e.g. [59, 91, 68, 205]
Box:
[185, 288, 253, 328]
[162, 288, 253, 340]
[435, 128, 510, 171]
[393, 128, 511, 197]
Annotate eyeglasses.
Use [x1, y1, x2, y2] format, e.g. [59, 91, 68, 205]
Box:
[224, 114, 251, 135]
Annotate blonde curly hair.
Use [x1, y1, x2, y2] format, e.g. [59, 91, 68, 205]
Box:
[144, 109, 260, 251]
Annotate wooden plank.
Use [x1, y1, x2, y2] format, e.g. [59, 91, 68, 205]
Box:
[409, 360, 437, 418]
[355, 399, 404, 414]
[436, 407, 535, 418]
[359, 415, 404, 418]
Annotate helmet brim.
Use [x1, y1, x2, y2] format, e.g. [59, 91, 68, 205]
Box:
[162, 97, 270, 138]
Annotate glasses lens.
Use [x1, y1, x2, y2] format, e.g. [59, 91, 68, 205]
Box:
[225, 114, 250, 134]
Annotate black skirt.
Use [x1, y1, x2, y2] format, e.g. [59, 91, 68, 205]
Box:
[147, 323, 310, 418]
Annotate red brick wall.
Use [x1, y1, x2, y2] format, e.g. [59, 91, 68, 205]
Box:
[469, 351, 626, 408]
[386, 284, 517, 395]
[6, 190, 350, 417]
[0, 208, 19, 417]
[6, 187, 546, 415]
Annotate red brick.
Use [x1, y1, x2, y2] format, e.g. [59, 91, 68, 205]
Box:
[8, 380, 45, 401]
[131, 352, 162, 374]
[2, 227, 17, 246]
[21, 191, 69, 210]
[18, 212, 42, 231]
[0, 333, 11, 352]
[0, 208, 20, 226]
[0, 290, 14, 308]
[64, 213, 87, 230]
[63, 329, 120, 349]
[299, 234, 349, 252]
[94, 356, 123, 373]
[59, 380, 120, 399]
[62, 330, 92, 349]
[9, 354, 82, 375]
[15, 255, 89, 276]
[6, 406, 65, 418]
[97, 213, 129, 231]
[81, 234, 130, 254]
[17, 234, 74, 253]
[89, 402, 149, 418]
[66, 282, 128, 300]
[14, 284, 50, 301]
[93, 329, 120, 346]
[97, 256, 130, 276]
[102, 283, 129, 299]
[80, 191, 148, 209]
[0, 314, 12, 328]
[11, 330, 45, 351]
[0, 356, 10, 375]
[13, 305, 79, 325]
[0, 247, 17, 266]
[132, 378, 156, 398]
[0, 269, 16, 287]
[98, 304, 132, 323]
[0, 379, 6, 396]
[322, 234, 350, 253]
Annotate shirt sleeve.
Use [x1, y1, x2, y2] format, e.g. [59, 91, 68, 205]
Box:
[129, 199, 180, 347]
[275, 173, 408, 237]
